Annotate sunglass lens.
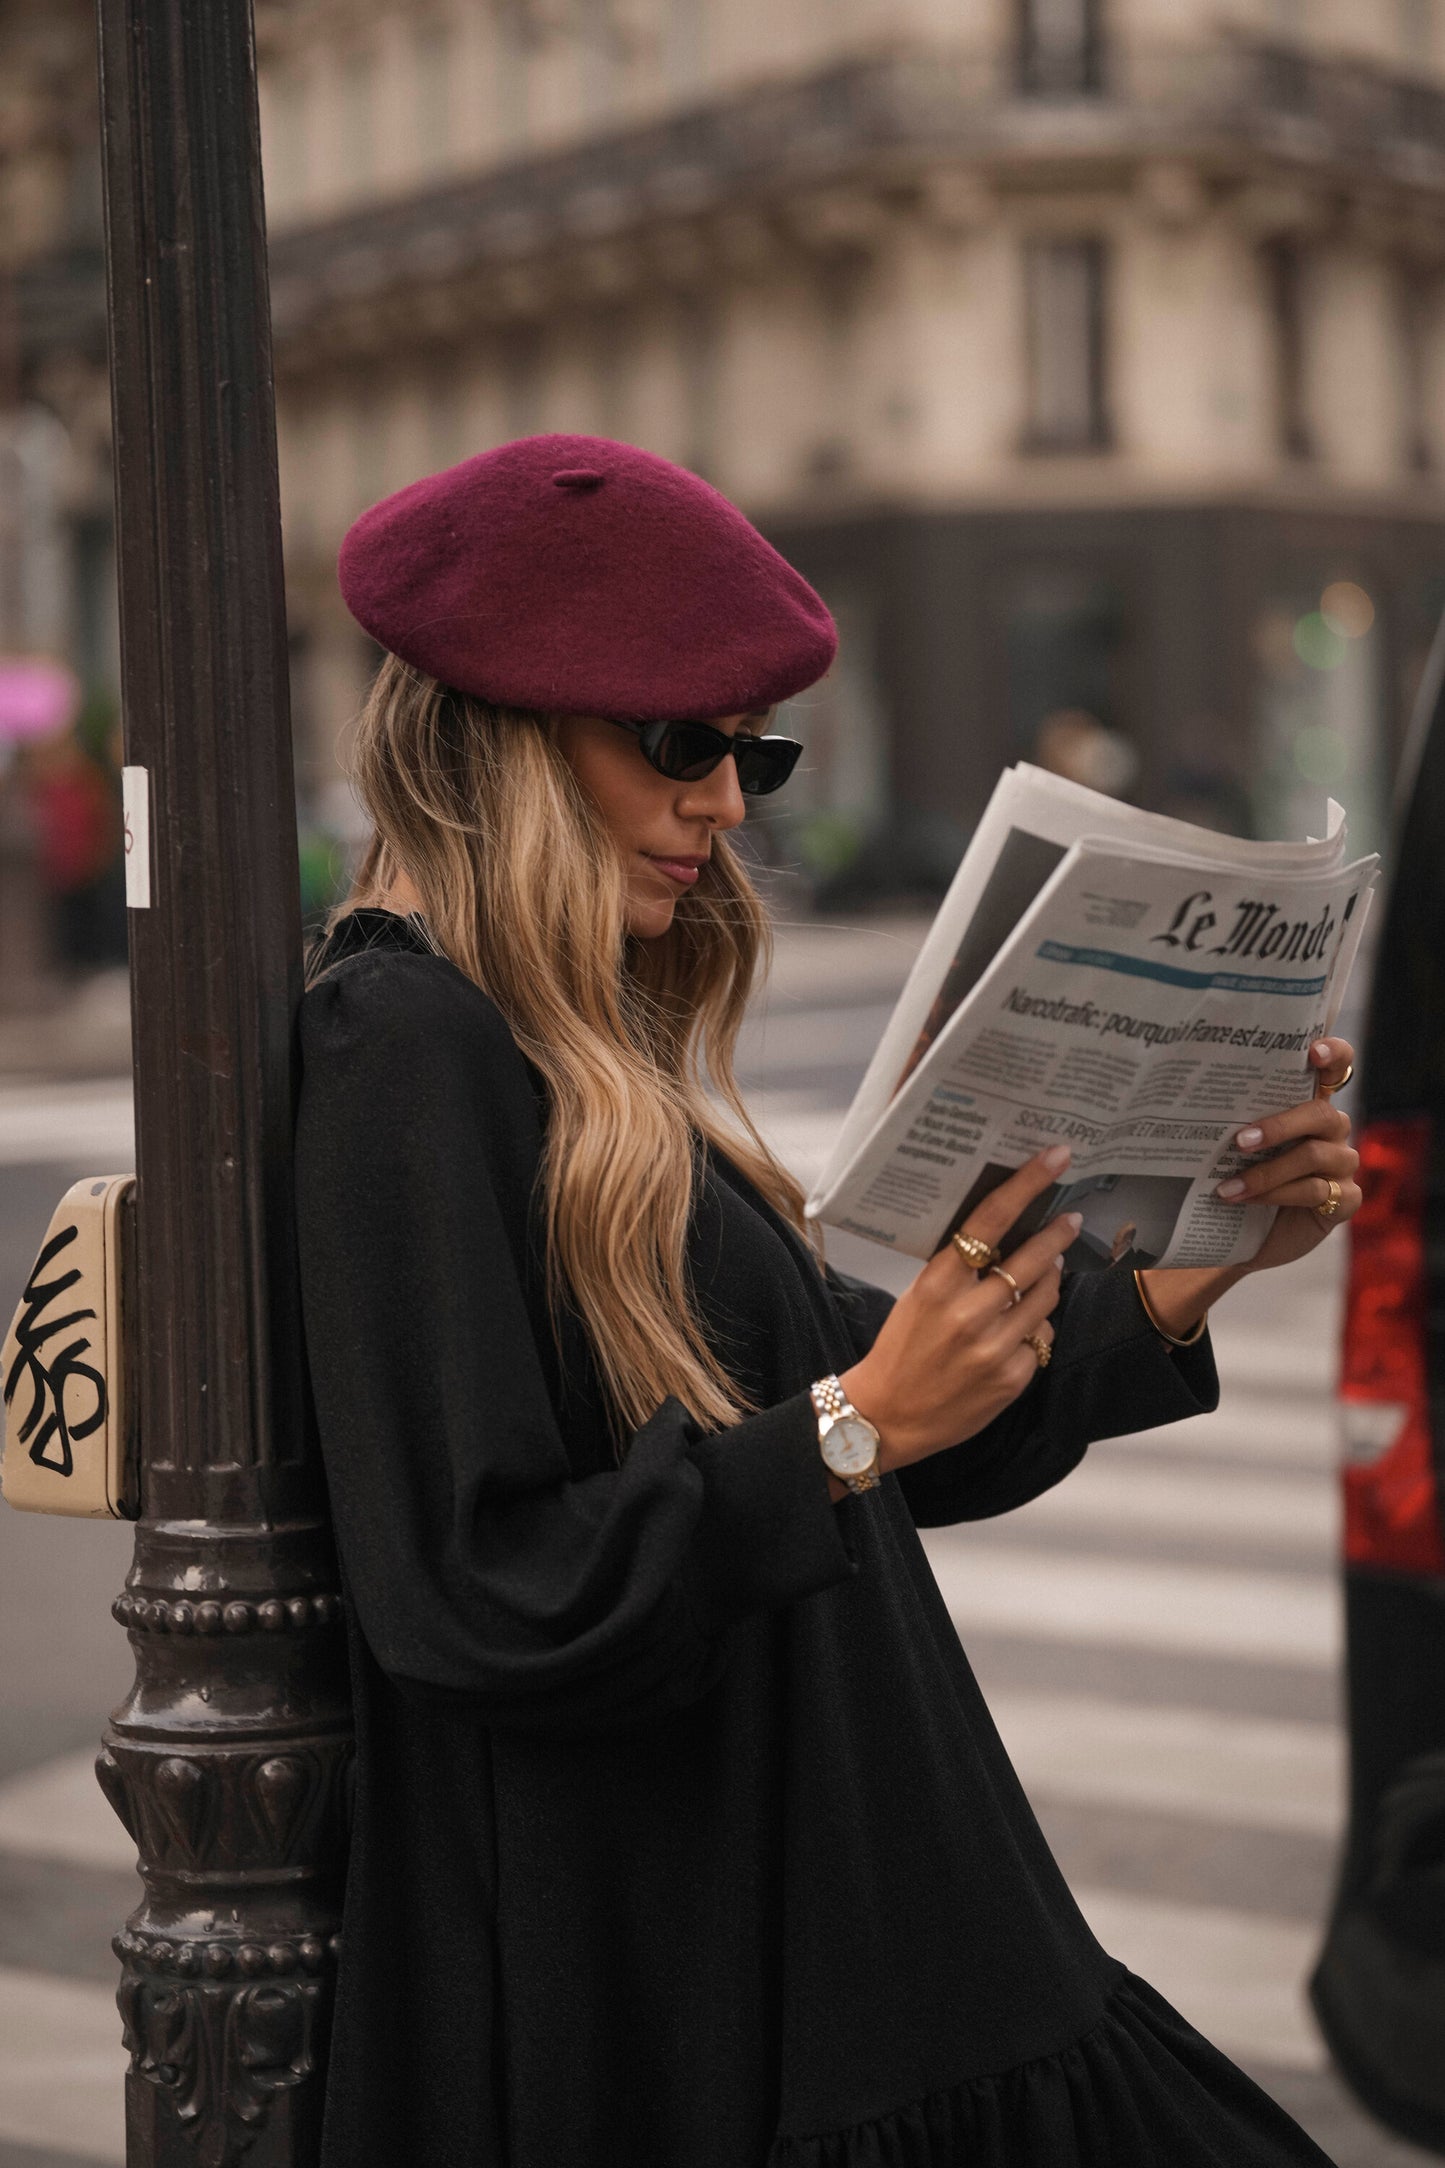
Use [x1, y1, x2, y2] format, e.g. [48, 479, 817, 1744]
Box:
[733, 737, 803, 796]
[659, 725, 728, 782]
[639, 722, 803, 794]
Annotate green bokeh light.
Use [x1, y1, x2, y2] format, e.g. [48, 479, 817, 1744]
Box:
[1293, 725, 1349, 787]
[1292, 612, 1347, 671]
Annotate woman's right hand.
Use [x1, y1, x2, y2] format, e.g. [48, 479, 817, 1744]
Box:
[839, 1144, 1083, 1474]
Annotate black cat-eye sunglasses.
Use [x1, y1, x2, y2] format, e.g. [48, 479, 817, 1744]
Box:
[606, 716, 803, 797]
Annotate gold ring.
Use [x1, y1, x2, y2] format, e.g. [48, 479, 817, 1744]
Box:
[951, 1231, 997, 1270]
[987, 1264, 1023, 1306]
[1315, 1177, 1342, 1221]
[1317, 1061, 1355, 1096]
[1025, 1333, 1052, 1369]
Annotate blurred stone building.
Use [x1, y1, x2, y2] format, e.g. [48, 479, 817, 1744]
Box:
[7, 0, 1445, 890]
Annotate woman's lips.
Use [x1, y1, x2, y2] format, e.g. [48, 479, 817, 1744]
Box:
[645, 855, 703, 887]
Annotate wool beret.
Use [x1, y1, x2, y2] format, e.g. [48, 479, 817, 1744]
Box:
[337, 433, 837, 721]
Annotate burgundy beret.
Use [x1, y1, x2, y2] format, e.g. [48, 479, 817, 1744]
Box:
[337, 433, 837, 721]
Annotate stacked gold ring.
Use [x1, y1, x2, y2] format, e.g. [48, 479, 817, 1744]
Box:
[1315, 1176, 1342, 1222]
[951, 1231, 998, 1270]
[1024, 1333, 1052, 1369]
[987, 1264, 1023, 1306]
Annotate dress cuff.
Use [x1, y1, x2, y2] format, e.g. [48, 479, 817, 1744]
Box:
[682, 1390, 862, 1634]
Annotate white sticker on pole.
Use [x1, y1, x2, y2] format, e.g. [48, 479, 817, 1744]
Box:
[122, 766, 151, 908]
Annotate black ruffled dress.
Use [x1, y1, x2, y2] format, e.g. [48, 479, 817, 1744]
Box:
[294, 909, 1334, 2168]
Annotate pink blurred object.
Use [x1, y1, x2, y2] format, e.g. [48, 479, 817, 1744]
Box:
[0, 657, 82, 743]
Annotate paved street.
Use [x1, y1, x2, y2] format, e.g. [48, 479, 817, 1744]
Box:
[0, 913, 1434, 2166]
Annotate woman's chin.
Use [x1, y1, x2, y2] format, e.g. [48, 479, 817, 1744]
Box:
[625, 894, 677, 941]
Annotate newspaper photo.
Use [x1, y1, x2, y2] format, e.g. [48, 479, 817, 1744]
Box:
[807, 765, 1379, 1270]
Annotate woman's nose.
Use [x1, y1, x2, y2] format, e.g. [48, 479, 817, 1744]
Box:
[677, 752, 747, 829]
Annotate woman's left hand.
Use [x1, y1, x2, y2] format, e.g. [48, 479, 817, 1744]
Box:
[1216, 1036, 1361, 1276]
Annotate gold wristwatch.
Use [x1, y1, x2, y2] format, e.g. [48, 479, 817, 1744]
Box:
[809, 1374, 882, 1494]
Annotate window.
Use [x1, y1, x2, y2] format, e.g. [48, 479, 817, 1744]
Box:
[1002, 567, 1133, 776]
[772, 582, 888, 841]
[1252, 579, 1387, 860]
[1023, 239, 1109, 452]
[1017, 0, 1101, 96]
[1264, 241, 1312, 462]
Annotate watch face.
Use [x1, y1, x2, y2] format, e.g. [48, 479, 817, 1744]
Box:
[822, 1412, 879, 1477]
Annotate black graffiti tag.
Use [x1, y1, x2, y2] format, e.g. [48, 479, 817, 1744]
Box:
[2, 1222, 107, 1478]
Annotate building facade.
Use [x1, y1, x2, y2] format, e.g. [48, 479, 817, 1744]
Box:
[7, 0, 1445, 894]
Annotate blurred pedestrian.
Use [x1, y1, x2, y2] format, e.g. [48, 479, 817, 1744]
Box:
[292, 435, 1358, 2168]
[20, 719, 125, 978]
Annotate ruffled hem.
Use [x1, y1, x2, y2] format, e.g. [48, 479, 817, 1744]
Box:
[768, 1969, 1335, 2168]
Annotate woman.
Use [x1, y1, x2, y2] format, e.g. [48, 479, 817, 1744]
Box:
[295, 435, 1359, 2167]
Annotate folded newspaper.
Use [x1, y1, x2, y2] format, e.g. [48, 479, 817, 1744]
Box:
[806, 765, 1379, 1272]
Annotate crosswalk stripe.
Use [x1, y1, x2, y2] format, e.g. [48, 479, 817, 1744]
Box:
[922, 1540, 1341, 1667]
[1206, 1325, 1342, 1396]
[0, 1965, 125, 2162]
[0, 1085, 134, 1168]
[0, 1686, 1343, 1883]
[1001, 1456, 1336, 1552]
[1099, 1407, 1337, 1471]
[1075, 1889, 1325, 2072]
[989, 1691, 1342, 1836]
[0, 1748, 135, 1872]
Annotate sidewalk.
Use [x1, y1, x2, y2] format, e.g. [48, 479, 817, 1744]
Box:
[0, 913, 934, 1085]
[0, 971, 131, 1084]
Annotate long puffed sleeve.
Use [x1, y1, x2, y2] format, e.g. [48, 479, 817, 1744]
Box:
[295, 952, 859, 1737]
[824, 1259, 1219, 1529]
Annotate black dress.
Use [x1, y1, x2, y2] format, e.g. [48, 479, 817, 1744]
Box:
[293, 908, 1335, 2168]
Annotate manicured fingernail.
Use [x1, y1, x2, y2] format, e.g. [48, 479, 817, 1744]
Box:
[1042, 1144, 1072, 1172]
[1235, 1126, 1264, 1149]
[1216, 1177, 1246, 1199]
[1312, 1041, 1332, 1060]
[1062, 1212, 1083, 1232]
[1053, 1254, 1067, 1271]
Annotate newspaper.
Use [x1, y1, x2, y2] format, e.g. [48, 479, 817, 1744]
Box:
[807, 765, 1379, 1270]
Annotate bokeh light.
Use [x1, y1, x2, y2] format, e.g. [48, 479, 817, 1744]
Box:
[1292, 612, 1347, 670]
[1320, 580, 1375, 639]
[1292, 724, 1350, 786]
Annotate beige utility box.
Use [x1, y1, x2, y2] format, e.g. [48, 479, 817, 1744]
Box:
[1, 1173, 137, 1518]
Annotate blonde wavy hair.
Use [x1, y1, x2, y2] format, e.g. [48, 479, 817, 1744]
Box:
[318, 654, 819, 1439]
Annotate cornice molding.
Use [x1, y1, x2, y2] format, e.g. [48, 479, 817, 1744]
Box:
[13, 37, 1445, 377]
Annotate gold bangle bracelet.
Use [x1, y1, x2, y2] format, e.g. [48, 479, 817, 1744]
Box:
[1133, 1268, 1208, 1348]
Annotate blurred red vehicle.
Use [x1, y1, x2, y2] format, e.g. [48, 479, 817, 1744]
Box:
[1310, 618, 1445, 2154]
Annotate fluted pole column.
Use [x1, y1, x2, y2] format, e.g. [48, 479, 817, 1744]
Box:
[93, 2, 351, 2161]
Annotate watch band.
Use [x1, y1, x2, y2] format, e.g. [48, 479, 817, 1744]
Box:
[809, 1375, 883, 1494]
[810, 1374, 851, 1421]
